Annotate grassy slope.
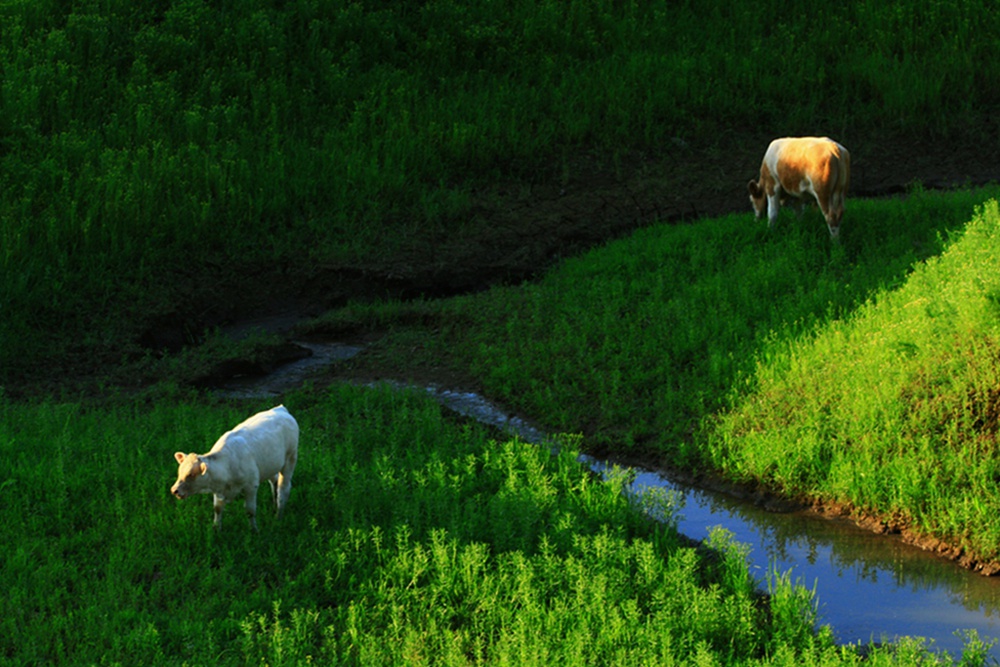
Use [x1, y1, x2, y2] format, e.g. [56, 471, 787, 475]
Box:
[446, 189, 994, 447]
[707, 199, 1000, 562]
[340, 188, 1000, 563]
[3, 0, 1000, 382]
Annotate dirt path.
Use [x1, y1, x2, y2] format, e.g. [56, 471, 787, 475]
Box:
[307, 131, 1000, 309]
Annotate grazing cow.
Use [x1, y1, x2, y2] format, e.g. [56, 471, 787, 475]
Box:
[748, 136, 851, 239]
[171, 405, 299, 531]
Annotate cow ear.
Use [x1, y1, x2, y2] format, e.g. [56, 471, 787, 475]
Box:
[174, 452, 186, 464]
[199, 461, 208, 476]
[747, 180, 759, 196]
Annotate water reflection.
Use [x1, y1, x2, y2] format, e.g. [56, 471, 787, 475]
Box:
[590, 460, 1000, 656]
[215, 357, 1000, 658]
[416, 384, 1000, 658]
[214, 342, 364, 399]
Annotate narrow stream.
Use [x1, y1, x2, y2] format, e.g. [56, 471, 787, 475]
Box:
[215, 346, 1000, 659]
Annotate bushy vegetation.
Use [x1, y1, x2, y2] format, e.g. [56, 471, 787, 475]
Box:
[707, 199, 1000, 561]
[3, 0, 1000, 380]
[335, 188, 1000, 566]
[0, 386, 875, 666]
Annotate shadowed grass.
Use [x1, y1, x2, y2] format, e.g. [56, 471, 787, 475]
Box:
[3, 0, 1000, 382]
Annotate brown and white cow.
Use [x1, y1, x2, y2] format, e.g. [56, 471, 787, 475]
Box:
[748, 137, 851, 239]
[171, 405, 299, 531]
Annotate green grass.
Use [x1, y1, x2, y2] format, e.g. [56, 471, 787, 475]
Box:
[326, 188, 1000, 567]
[3, 0, 1000, 381]
[4, 385, 995, 664]
[443, 187, 998, 453]
[5, 1, 1000, 662]
[706, 198, 1000, 561]
[0, 386, 904, 666]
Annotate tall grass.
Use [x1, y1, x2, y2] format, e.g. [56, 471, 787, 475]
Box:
[3, 0, 1000, 381]
[4, 384, 995, 663]
[0, 385, 923, 666]
[323, 188, 1000, 567]
[446, 188, 998, 456]
[706, 199, 1000, 561]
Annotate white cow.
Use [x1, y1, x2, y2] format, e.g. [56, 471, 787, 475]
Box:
[171, 405, 299, 531]
[748, 136, 851, 239]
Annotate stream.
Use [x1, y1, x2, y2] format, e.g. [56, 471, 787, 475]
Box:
[215, 341, 1000, 659]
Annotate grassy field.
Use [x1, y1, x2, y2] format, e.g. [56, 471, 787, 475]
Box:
[3, 0, 1000, 381]
[429, 187, 998, 449]
[5, 386, 999, 665]
[307, 185, 1000, 566]
[0, 388, 869, 665]
[5, 1, 1000, 663]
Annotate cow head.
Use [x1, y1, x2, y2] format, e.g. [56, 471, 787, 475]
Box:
[747, 180, 766, 219]
[171, 452, 209, 499]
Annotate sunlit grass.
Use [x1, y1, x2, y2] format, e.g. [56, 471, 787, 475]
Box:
[707, 199, 1000, 560]
[0, 385, 873, 665]
[4, 383, 994, 663]
[447, 187, 999, 456]
[3, 0, 1000, 379]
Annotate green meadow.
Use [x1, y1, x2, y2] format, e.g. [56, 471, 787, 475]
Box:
[328, 185, 1000, 563]
[3, 0, 1000, 380]
[4, 386, 997, 665]
[4, 0, 1000, 664]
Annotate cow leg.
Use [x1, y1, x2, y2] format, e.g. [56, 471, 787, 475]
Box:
[267, 475, 279, 511]
[275, 471, 293, 520]
[213, 494, 226, 531]
[244, 483, 260, 532]
[815, 197, 841, 241]
[275, 450, 297, 520]
[825, 217, 841, 241]
[766, 192, 781, 229]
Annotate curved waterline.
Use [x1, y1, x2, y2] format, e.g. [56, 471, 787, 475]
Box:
[394, 384, 1000, 657]
[215, 352, 1000, 657]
